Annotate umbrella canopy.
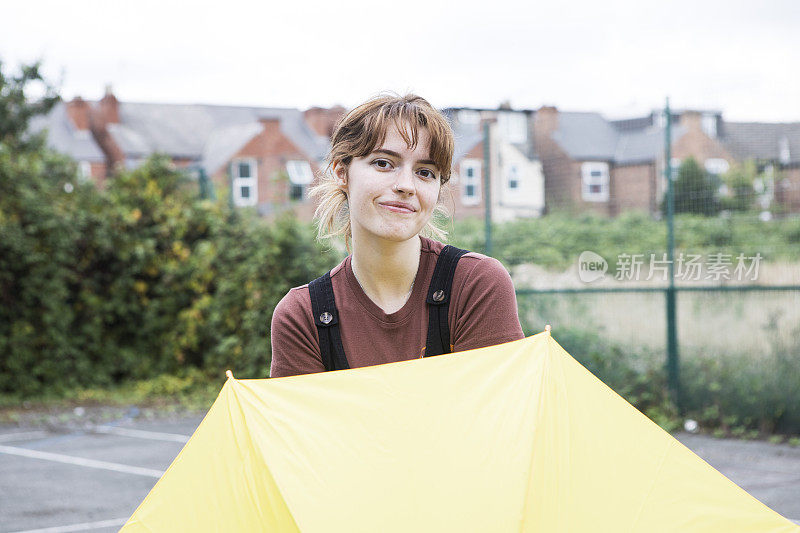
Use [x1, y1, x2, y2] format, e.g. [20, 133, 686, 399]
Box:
[122, 332, 798, 532]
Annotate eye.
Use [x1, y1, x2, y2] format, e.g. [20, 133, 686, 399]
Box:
[417, 168, 438, 180]
[371, 158, 393, 170]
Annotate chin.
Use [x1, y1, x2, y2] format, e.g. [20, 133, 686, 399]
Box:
[373, 223, 424, 243]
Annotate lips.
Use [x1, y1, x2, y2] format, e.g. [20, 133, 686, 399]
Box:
[379, 201, 416, 213]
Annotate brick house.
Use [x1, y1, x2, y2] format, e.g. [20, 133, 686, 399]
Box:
[28, 99, 107, 185]
[535, 107, 732, 215]
[39, 88, 344, 218]
[535, 105, 800, 215]
[85, 89, 344, 218]
[444, 107, 545, 221]
[722, 121, 800, 212]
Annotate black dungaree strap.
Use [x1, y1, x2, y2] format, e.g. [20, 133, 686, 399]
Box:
[308, 272, 350, 372]
[424, 245, 469, 357]
[310, 245, 469, 371]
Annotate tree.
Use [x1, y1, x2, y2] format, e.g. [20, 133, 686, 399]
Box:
[0, 60, 59, 152]
[0, 60, 86, 394]
[671, 157, 718, 216]
[719, 160, 758, 212]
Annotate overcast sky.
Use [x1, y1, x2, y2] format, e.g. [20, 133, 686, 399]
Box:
[2, 0, 799, 121]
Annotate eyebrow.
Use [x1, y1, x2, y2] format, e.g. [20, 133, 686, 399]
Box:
[371, 149, 438, 168]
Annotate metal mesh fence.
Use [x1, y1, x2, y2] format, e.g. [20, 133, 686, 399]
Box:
[448, 103, 800, 433]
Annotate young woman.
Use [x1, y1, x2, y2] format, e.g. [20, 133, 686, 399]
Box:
[269, 94, 524, 377]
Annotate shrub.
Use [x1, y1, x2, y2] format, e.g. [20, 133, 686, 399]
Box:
[0, 153, 339, 396]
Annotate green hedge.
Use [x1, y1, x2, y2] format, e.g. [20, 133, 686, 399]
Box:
[450, 211, 800, 270]
[1, 154, 338, 396]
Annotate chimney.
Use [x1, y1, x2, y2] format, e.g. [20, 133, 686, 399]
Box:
[89, 85, 125, 169]
[534, 105, 559, 134]
[680, 110, 702, 132]
[304, 106, 346, 137]
[65, 97, 91, 131]
[259, 117, 282, 131]
[98, 84, 120, 125]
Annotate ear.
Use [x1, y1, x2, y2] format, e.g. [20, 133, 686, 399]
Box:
[333, 161, 348, 192]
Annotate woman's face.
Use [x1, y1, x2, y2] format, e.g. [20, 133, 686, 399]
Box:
[336, 124, 441, 246]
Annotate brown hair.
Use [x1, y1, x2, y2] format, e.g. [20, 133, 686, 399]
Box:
[309, 93, 454, 246]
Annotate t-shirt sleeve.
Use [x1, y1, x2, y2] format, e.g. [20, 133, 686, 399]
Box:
[269, 288, 326, 377]
[450, 255, 525, 352]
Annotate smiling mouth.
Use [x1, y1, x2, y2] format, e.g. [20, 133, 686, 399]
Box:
[379, 202, 415, 214]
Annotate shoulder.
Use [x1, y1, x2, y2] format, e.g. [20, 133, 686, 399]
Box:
[273, 284, 311, 323]
[457, 251, 509, 279]
[420, 236, 510, 284]
[270, 284, 321, 378]
[273, 257, 348, 320]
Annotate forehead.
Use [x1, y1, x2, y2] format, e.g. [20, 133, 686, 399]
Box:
[372, 122, 432, 157]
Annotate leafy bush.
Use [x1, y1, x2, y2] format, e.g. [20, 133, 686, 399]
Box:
[680, 322, 800, 435]
[0, 152, 338, 396]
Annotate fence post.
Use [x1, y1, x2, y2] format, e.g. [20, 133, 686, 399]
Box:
[664, 97, 682, 415]
[483, 121, 493, 257]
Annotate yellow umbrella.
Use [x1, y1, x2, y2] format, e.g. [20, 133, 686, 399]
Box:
[121, 331, 798, 532]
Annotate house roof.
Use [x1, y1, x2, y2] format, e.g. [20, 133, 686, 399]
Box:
[551, 112, 619, 161]
[453, 131, 484, 162]
[615, 125, 687, 165]
[721, 122, 800, 164]
[108, 103, 329, 171]
[552, 111, 687, 165]
[28, 102, 105, 162]
[201, 122, 265, 176]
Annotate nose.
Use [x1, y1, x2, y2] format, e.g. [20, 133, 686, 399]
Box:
[392, 165, 416, 195]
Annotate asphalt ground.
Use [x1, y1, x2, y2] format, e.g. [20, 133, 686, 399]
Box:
[1, 415, 799, 532]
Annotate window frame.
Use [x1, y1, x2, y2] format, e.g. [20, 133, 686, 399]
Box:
[286, 160, 314, 202]
[581, 161, 610, 203]
[461, 159, 482, 206]
[507, 164, 519, 191]
[232, 158, 258, 207]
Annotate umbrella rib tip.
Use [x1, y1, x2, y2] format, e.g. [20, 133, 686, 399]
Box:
[225, 369, 234, 380]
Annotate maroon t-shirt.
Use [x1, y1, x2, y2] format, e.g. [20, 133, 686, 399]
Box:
[269, 236, 524, 377]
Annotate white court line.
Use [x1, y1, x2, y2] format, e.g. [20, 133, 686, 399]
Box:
[7, 517, 127, 533]
[94, 426, 189, 443]
[0, 431, 49, 443]
[0, 445, 163, 478]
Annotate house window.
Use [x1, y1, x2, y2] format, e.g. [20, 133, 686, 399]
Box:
[507, 165, 519, 190]
[581, 162, 609, 202]
[461, 159, 481, 205]
[232, 158, 257, 207]
[497, 112, 527, 144]
[286, 160, 314, 201]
